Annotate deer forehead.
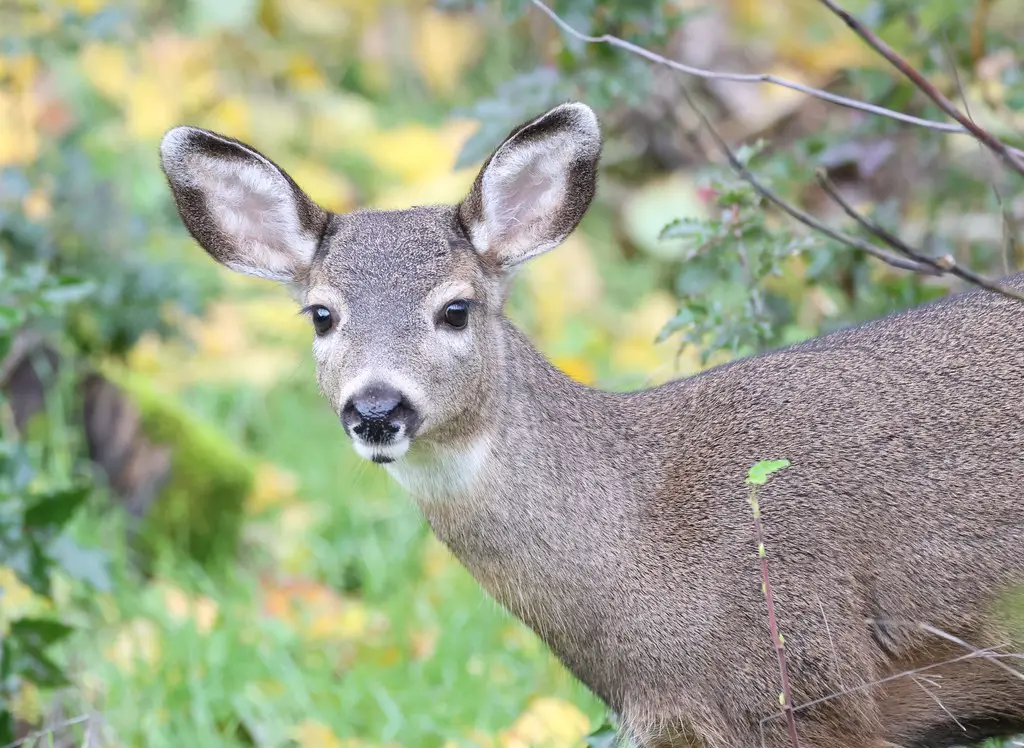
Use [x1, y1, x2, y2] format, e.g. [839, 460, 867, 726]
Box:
[308, 206, 495, 307]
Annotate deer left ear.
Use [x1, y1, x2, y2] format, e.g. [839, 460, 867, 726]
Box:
[159, 126, 329, 285]
[458, 102, 602, 269]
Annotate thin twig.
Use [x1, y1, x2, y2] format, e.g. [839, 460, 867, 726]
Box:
[941, 31, 1022, 276]
[2, 715, 91, 748]
[672, 81, 937, 275]
[814, 169, 1024, 301]
[533, 0, 1024, 294]
[911, 675, 967, 734]
[914, 620, 1024, 683]
[815, 0, 1024, 177]
[816, 594, 846, 690]
[748, 482, 801, 748]
[759, 644, 1008, 730]
[531, 0, 1024, 166]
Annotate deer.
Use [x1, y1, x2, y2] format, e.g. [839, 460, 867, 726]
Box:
[158, 101, 1024, 748]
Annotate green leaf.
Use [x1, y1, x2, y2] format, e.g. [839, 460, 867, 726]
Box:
[659, 217, 710, 240]
[49, 535, 112, 592]
[0, 707, 13, 746]
[40, 276, 96, 305]
[0, 305, 24, 332]
[5, 641, 69, 688]
[745, 459, 792, 486]
[585, 718, 620, 748]
[9, 617, 75, 649]
[24, 484, 90, 533]
[1006, 88, 1024, 113]
[7, 541, 51, 597]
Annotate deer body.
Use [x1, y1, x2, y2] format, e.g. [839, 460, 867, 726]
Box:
[159, 103, 1024, 748]
[402, 289, 1024, 748]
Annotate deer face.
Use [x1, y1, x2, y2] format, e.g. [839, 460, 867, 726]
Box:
[159, 103, 601, 465]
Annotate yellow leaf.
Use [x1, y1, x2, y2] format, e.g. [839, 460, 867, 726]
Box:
[499, 697, 591, 748]
[610, 291, 696, 384]
[307, 92, 378, 153]
[125, 76, 181, 140]
[261, 578, 381, 643]
[276, 0, 358, 36]
[154, 581, 219, 634]
[246, 94, 303, 148]
[286, 52, 328, 92]
[370, 166, 477, 211]
[7, 6, 58, 35]
[21, 187, 51, 221]
[0, 53, 39, 90]
[364, 119, 477, 186]
[409, 626, 439, 661]
[289, 160, 357, 213]
[79, 42, 133, 102]
[11, 681, 42, 725]
[206, 96, 253, 143]
[245, 503, 322, 573]
[289, 720, 346, 748]
[522, 233, 602, 346]
[551, 355, 596, 386]
[54, 0, 105, 13]
[247, 462, 301, 515]
[0, 566, 48, 633]
[105, 617, 161, 674]
[412, 8, 483, 95]
[0, 90, 40, 167]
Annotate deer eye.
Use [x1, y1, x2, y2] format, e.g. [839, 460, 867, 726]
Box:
[309, 305, 334, 336]
[441, 300, 470, 330]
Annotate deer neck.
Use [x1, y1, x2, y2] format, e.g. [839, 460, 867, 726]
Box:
[385, 318, 637, 520]
[384, 319, 647, 650]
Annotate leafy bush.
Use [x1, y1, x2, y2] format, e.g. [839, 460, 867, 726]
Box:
[0, 259, 110, 744]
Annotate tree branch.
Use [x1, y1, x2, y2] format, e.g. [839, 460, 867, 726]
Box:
[531, 0, 1024, 298]
[530, 0, 1024, 165]
[814, 169, 1024, 302]
[672, 83, 938, 275]
[815, 0, 1024, 177]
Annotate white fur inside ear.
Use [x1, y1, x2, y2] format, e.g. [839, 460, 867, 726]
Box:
[160, 127, 319, 282]
[468, 102, 599, 265]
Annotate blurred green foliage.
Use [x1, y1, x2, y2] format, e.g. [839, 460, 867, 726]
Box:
[0, 0, 1021, 744]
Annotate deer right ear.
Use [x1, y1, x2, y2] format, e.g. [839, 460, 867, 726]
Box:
[159, 127, 328, 284]
[458, 102, 601, 269]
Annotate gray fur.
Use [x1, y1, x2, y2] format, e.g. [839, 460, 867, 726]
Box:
[160, 102, 1024, 748]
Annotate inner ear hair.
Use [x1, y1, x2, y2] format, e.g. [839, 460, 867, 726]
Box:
[458, 101, 602, 269]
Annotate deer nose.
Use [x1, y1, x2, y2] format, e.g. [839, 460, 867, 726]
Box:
[341, 383, 417, 444]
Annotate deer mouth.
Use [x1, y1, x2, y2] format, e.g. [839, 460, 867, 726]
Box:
[350, 433, 411, 464]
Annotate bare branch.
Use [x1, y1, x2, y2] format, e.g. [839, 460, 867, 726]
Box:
[748, 481, 801, 748]
[814, 169, 1024, 302]
[815, 0, 1024, 177]
[914, 620, 1024, 683]
[940, 32, 1021, 276]
[759, 644, 1010, 730]
[911, 675, 967, 734]
[531, 0, 1024, 296]
[530, 0, 1024, 165]
[670, 81, 938, 275]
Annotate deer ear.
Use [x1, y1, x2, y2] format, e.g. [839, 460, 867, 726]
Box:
[159, 127, 328, 284]
[458, 102, 601, 268]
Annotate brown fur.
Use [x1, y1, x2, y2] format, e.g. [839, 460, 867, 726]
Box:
[159, 102, 1024, 748]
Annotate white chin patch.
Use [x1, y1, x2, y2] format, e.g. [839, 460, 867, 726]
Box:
[351, 437, 410, 464]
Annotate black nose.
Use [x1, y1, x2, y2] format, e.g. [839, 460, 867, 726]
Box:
[341, 383, 417, 444]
